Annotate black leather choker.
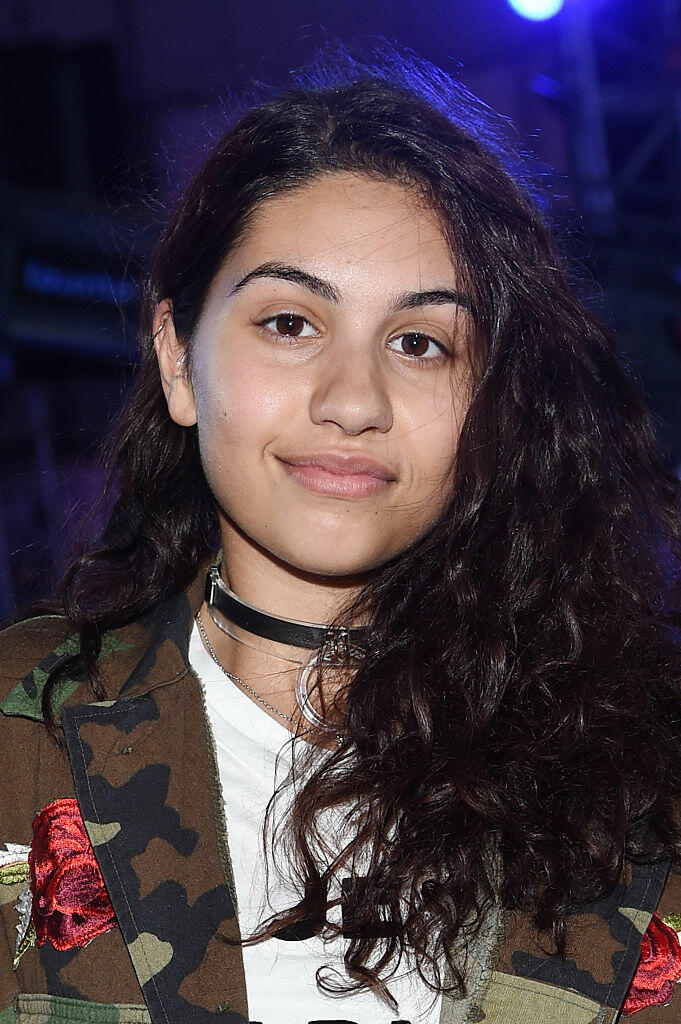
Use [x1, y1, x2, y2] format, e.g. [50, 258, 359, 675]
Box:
[204, 564, 367, 651]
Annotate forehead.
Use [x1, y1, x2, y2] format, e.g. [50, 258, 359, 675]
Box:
[222, 171, 457, 293]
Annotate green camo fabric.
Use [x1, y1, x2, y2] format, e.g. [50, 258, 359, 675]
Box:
[7, 994, 151, 1022]
[0, 634, 132, 721]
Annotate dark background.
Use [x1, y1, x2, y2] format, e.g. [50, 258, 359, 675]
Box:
[0, 0, 679, 615]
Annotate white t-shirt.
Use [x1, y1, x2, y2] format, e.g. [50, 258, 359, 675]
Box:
[190, 624, 443, 1024]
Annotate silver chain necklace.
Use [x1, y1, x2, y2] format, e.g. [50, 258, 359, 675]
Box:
[196, 610, 299, 729]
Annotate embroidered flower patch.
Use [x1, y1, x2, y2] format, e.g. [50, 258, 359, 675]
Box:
[30, 798, 117, 951]
[622, 912, 681, 1015]
[2, 799, 118, 969]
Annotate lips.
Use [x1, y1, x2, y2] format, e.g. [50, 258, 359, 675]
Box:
[279, 451, 397, 498]
[282, 452, 396, 479]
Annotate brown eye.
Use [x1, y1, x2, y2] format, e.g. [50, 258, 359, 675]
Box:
[275, 313, 307, 336]
[388, 332, 445, 360]
[258, 312, 317, 341]
[401, 333, 430, 356]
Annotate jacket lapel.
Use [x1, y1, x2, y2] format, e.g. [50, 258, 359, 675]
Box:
[61, 576, 249, 1024]
[62, 677, 248, 1024]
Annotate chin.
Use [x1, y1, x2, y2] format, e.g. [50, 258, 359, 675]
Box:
[283, 542, 398, 580]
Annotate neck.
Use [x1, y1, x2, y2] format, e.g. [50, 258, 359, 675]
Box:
[219, 522, 368, 626]
[196, 523, 368, 730]
[198, 600, 306, 728]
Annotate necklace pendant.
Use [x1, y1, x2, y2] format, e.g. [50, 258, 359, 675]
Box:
[324, 626, 350, 661]
[295, 635, 363, 737]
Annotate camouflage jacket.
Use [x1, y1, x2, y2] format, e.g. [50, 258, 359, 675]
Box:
[1, 568, 680, 1024]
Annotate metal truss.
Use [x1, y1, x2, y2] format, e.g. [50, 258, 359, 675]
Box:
[559, 0, 681, 241]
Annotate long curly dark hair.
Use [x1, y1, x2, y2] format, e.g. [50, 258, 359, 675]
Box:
[44, 47, 681, 1005]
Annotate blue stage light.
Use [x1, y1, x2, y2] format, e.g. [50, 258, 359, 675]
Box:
[507, 0, 563, 20]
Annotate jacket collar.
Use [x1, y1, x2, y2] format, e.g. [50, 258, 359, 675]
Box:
[1, 563, 209, 722]
[114, 569, 206, 700]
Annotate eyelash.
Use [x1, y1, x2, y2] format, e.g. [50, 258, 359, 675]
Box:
[255, 312, 450, 365]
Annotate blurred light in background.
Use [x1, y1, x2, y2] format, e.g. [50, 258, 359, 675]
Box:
[507, 0, 564, 20]
[22, 259, 136, 307]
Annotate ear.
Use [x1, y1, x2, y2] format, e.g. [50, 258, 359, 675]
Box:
[153, 299, 197, 427]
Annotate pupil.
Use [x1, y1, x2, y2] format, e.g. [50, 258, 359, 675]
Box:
[278, 314, 303, 336]
[404, 334, 428, 356]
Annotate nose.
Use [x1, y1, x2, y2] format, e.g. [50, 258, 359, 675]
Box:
[309, 343, 393, 436]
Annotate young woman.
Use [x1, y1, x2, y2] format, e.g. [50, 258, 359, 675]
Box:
[1, 50, 681, 1024]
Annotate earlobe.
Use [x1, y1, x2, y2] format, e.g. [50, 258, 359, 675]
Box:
[153, 299, 198, 427]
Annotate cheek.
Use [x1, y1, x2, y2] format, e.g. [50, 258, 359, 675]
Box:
[192, 355, 300, 467]
[405, 391, 465, 488]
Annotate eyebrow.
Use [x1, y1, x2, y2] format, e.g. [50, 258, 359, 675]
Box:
[232, 263, 340, 303]
[230, 261, 473, 313]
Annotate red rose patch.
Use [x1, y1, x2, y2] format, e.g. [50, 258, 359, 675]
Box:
[622, 912, 681, 1015]
[29, 797, 117, 951]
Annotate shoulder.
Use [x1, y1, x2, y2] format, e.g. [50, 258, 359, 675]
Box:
[0, 614, 76, 707]
[0, 580, 201, 723]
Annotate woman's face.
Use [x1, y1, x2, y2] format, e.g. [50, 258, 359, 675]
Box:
[159, 172, 474, 582]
